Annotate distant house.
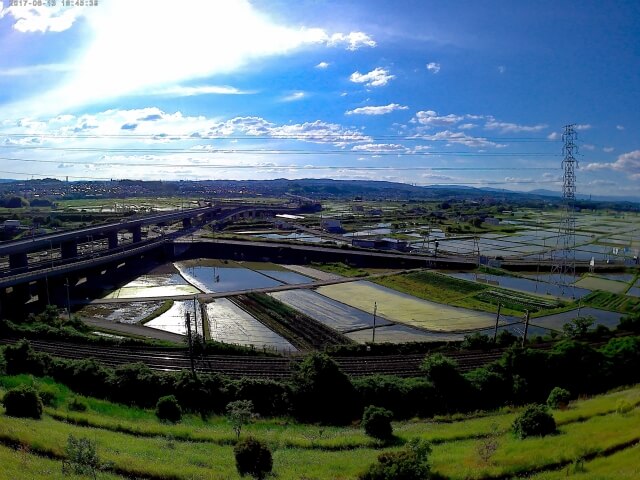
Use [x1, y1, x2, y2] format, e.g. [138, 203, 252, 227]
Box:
[3, 220, 20, 230]
[352, 237, 408, 252]
[321, 219, 343, 233]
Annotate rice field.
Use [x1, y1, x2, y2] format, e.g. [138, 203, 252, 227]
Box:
[269, 289, 393, 333]
[103, 273, 200, 299]
[317, 281, 496, 332]
[574, 275, 630, 294]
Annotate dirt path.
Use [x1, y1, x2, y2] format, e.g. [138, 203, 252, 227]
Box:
[82, 317, 185, 343]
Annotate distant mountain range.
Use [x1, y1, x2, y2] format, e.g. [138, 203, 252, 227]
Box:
[0, 177, 638, 205]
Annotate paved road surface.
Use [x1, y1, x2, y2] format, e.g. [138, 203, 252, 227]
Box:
[83, 317, 185, 343]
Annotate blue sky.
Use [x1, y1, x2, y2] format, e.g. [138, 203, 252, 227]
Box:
[0, 0, 638, 196]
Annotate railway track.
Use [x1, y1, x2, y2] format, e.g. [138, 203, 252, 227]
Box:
[0, 337, 507, 378]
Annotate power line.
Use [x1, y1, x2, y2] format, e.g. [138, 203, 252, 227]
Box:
[0, 156, 556, 170]
[0, 132, 560, 142]
[0, 145, 561, 156]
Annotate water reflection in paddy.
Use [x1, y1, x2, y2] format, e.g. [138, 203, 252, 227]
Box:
[176, 263, 282, 293]
[206, 299, 296, 353]
[104, 274, 200, 299]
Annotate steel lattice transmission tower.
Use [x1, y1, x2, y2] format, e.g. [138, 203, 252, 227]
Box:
[551, 124, 579, 296]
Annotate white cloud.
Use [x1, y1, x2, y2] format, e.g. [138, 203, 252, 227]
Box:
[458, 123, 476, 130]
[603, 147, 614, 153]
[0, 3, 86, 32]
[616, 125, 625, 131]
[150, 85, 253, 96]
[352, 143, 406, 152]
[414, 130, 504, 148]
[497, 65, 506, 74]
[4, 0, 376, 116]
[327, 31, 376, 50]
[575, 124, 592, 131]
[426, 62, 441, 74]
[485, 119, 547, 133]
[315, 62, 330, 69]
[281, 91, 306, 102]
[585, 150, 640, 180]
[0, 63, 73, 76]
[345, 104, 408, 115]
[582, 144, 596, 151]
[547, 132, 560, 140]
[349, 67, 395, 87]
[414, 110, 464, 127]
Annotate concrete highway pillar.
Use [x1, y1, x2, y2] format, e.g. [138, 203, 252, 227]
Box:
[182, 217, 192, 229]
[8, 252, 28, 270]
[130, 225, 142, 243]
[61, 240, 78, 259]
[107, 231, 118, 249]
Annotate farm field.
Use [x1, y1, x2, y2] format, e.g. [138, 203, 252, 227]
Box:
[0, 375, 638, 480]
[574, 275, 630, 294]
[103, 273, 200, 299]
[317, 281, 496, 332]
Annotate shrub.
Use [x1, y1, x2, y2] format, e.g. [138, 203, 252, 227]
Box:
[290, 352, 357, 425]
[156, 395, 182, 423]
[362, 405, 393, 440]
[359, 438, 432, 480]
[461, 333, 493, 351]
[233, 437, 273, 479]
[227, 400, 254, 440]
[512, 404, 556, 439]
[3, 340, 48, 376]
[617, 313, 640, 333]
[2, 385, 43, 419]
[68, 397, 88, 412]
[547, 387, 571, 409]
[62, 434, 100, 478]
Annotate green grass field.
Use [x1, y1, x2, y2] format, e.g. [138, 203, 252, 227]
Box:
[1, 375, 639, 479]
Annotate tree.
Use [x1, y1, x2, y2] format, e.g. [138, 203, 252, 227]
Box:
[233, 437, 273, 479]
[359, 438, 432, 480]
[546, 387, 571, 409]
[290, 352, 357, 424]
[156, 395, 182, 423]
[512, 404, 556, 439]
[227, 400, 254, 440]
[362, 405, 393, 441]
[562, 316, 594, 338]
[2, 385, 43, 419]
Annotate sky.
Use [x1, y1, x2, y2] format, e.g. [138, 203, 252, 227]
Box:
[0, 0, 639, 197]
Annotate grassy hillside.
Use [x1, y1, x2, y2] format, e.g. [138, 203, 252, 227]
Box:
[0, 375, 638, 479]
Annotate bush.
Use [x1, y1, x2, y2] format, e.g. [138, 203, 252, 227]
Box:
[359, 438, 432, 480]
[3, 340, 48, 376]
[68, 397, 88, 412]
[547, 387, 571, 409]
[512, 404, 556, 439]
[2, 385, 43, 419]
[616, 399, 633, 415]
[362, 405, 393, 440]
[63, 434, 100, 478]
[290, 352, 357, 425]
[233, 437, 273, 479]
[156, 395, 182, 423]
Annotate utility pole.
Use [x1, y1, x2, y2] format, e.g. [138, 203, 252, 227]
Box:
[193, 296, 199, 337]
[64, 278, 71, 321]
[493, 303, 502, 343]
[185, 312, 195, 374]
[521, 310, 530, 347]
[372, 301, 377, 344]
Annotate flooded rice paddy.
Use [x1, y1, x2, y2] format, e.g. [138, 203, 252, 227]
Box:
[205, 299, 296, 352]
[317, 281, 496, 332]
[446, 272, 591, 299]
[269, 290, 393, 333]
[104, 273, 200, 299]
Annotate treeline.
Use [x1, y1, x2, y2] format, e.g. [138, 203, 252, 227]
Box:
[2, 333, 639, 425]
